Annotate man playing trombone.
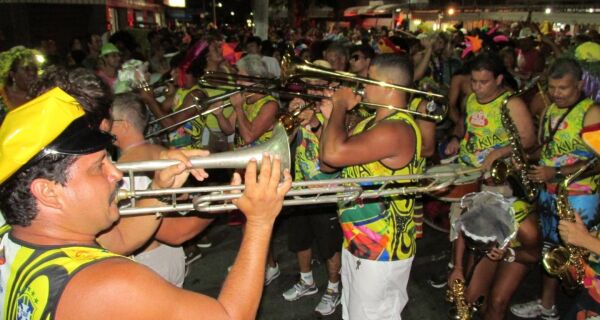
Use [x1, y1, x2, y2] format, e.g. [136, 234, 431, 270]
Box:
[320, 53, 425, 319]
[0, 87, 292, 319]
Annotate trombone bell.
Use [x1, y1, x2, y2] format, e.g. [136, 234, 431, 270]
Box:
[118, 123, 291, 174]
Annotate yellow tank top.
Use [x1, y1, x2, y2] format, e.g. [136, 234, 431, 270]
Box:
[540, 98, 599, 194]
[340, 112, 424, 261]
[234, 95, 278, 148]
[168, 85, 206, 149]
[459, 91, 511, 167]
[0, 226, 123, 319]
[202, 86, 234, 130]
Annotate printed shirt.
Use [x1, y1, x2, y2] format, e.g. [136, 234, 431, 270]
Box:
[234, 95, 278, 149]
[294, 114, 339, 182]
[584, 229, 600, 304]
[540, 98, 599, 194]
[459, 91, 512, 167]
[0, 225, 123, 319]
[167, 85, 205, 149]
[339, 112, 424, 261]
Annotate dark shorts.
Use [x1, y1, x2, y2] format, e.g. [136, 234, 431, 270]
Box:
[287, 204, 343, 260]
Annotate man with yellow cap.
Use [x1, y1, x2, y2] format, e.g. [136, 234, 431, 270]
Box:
[0, 87, 292, 319]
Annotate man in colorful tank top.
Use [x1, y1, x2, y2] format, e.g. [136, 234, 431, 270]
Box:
[0, 87, 292, 319]
[512, 58, 600, 319]
[321, 53, 424, 319]
[442, 53, 538, 319]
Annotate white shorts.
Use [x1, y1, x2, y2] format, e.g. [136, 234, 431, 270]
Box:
[134, 244, 186, 287]
[341, 249, 413, 320]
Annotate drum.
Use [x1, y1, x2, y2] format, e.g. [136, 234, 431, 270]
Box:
[425, 163, 482, 202]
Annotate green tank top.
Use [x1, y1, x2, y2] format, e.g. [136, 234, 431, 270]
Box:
[459, 91, 511, 167]
[202, 86, 234, 131]
[0, 226, 123, 319]
[234, 95, 278, 148]
[540, 98, 599, 194]
[340, 111, 424, 261]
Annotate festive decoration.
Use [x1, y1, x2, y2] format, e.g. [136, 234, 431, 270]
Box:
[565, 42, 600, 103]
[113, 59, 149, 94]
[178, 40, 208, 86]
[462, 35, 483, 59]
[378, 37, 404, 54]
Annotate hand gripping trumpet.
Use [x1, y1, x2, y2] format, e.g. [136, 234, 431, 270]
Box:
[115, 124, 480, 216]
[542, 158, 598, 290]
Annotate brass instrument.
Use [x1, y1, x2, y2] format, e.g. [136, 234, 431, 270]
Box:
[145, 88, 246, 138]
[116, 123, 473, 216]
[542, 158, 598, 290]
[278, 101, 318, 134]
[490, 81, 540, 203]
[446, 279, 477, 320]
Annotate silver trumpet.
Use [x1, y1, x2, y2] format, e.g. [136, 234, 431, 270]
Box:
[116, 122, 478, 215]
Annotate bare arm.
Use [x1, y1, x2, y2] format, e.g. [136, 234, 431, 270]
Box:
[320, 88, 416, 168]
[155, 216, 214, 246]
[58, 156, 292, 320]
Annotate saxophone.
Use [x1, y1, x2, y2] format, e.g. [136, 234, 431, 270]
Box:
[446, 279, 477, 320]
[490, 87, 539, 203]
[542, 158, 597, 290]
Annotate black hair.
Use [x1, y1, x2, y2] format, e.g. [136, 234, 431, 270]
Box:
[169, 49, 208, 79]
[29, 66, 113, 129]
[246, 36, 262, 48]
[470, 51, 518, 91]
[549, 58, 583, 81]
[370, 53, 413, 86]
[0, 154, 78, 227]
[349, 44, 375, 60]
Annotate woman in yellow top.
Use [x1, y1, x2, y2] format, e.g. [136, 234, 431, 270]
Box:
[213, 54, 279, 149]
[0, 46, 42, 122]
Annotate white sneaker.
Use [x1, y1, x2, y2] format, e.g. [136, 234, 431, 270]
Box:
[282, 280, 318, 301]
[265, 264, 280, 286]
[510, 299, 559, 320]
[314, 289, 341, 316]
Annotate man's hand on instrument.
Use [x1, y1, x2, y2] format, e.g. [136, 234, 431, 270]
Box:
[527, 165, 556, 183]
[481, 149, 504, 171]
[209, 101, 225, 116]
[152, 149, 210, 190]
[332, 87, 361, 111]
[233, 153, 292, 226]
[230, 92, 244, 110]
[448, 266, 465, 284]
[444, 137, 460, 156]
[558, 213, 590, 248]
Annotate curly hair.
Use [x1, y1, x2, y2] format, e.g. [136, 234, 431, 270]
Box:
[29, 66, 112, 128]
[0, 154, 78, 227]
[0, 46, 43, 87]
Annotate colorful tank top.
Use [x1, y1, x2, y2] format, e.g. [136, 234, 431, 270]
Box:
[294, 114, 339, 182]
[583, 228, 600, 304]
[540, 98, 599, 194]
[0, 226, 123, 319]
[234, 95, 278, 148]
[167, 85, 205, 149]
[202, 86, 234, 131]
[459, 91, 512, 167]
[339, 112, 424, 261]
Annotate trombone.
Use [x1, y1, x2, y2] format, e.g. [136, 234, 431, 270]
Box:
[117, 123, 481, 215]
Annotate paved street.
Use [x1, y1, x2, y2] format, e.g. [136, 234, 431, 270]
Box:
[184, 211, 573, 320]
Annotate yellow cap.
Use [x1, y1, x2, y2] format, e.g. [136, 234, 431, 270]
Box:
[0, 87, 84, 184]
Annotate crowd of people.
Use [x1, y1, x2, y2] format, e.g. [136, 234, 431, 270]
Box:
[1, 15, 600, 319]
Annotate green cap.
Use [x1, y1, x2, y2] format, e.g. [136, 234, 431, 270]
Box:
[100, 43, 120, 57]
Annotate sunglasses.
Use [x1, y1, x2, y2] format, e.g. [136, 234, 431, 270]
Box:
[350, 54, 363, 61]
